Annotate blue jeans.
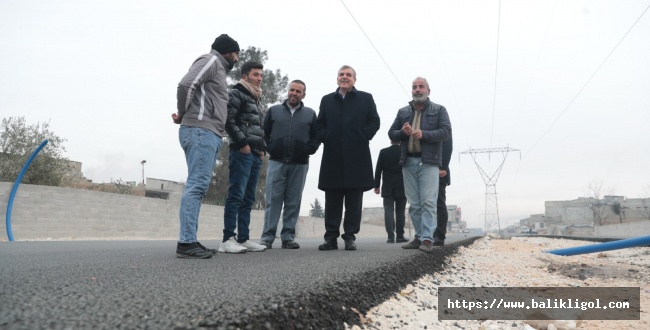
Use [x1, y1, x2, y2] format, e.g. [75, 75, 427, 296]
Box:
[223, 149, 262, 243]
[178, 126, 222, 243]
[402, 157, 439, 242]
[261, 160, 309, 243]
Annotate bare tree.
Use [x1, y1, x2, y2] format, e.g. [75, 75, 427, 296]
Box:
[641, 184, 650, 220]
[586, 180, 615, 225]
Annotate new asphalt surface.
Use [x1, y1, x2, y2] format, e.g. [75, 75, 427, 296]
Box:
[0, 235, 480, 329]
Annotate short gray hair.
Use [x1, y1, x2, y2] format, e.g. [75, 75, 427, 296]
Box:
[412, 76, 430, 89]
[339, 65, 357, 79]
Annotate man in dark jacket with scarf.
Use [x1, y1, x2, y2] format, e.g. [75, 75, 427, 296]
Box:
[388, 76, 451, 253]
[316, 65, 380, 251]
[219, 61, 268, 254]
[259, 80, 320, 249]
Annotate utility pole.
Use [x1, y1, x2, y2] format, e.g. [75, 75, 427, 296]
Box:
[460, 147, 520, 233]
[140, 160, 146, 186]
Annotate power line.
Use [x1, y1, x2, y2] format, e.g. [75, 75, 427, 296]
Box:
[525, 2, 650, 157]
[507, 0, 558, 145]
[424, 0, 467, 139]
[490, 0, 502, 148]
[339, 0, 409, 97]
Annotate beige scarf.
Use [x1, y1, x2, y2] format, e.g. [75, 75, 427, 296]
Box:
[239, 79, 262, 101]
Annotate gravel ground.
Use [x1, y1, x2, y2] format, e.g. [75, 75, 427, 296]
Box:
[349, 235, 650, 330]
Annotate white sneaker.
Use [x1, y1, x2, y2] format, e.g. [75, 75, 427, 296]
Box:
[239, 240, 267, 252]
[218, 238, 247, 254]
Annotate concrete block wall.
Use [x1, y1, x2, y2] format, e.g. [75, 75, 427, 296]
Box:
[594, 220, 650, 238]
[0, 182, 260, 241]
[1, 182, 388, 241]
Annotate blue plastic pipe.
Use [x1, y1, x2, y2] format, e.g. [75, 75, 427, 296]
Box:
[5, 139, 49, 242]
[547, 235, 650, 256]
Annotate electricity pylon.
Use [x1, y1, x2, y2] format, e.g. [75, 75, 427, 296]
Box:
[460, 147, 520, 233]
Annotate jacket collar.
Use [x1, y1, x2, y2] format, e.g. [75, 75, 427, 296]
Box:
[282, 100, 303, 111]
[210, 50, 230, 73]
[408, 97, 431, 111]
[334, 86, 358, 100]
[233, 83, 254, 98]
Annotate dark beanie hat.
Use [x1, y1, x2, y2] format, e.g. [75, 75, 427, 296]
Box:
[211, 34, 240, 54]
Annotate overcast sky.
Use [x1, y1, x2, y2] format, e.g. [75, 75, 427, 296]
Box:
[1, 0, 649, 229]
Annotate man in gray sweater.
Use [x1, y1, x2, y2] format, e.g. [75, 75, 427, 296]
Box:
[172, 34, 239, 259]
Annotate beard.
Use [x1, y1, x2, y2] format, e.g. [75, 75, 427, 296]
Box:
[226, 59, 236, 72]
[412, 94, 428, 103]
[288, 98, 300, 108]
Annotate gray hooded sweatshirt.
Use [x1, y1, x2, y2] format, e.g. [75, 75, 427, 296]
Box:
[177, 49, 230, 137]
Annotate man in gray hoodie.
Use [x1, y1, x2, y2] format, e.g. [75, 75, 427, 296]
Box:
[172, 34, 239, 259]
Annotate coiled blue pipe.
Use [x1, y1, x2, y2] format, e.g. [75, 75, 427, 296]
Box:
[547, 235, 650, 256]
[5, 139, 49, 242]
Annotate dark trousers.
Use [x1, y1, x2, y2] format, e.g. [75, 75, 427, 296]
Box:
[434, 183, 448, 240]
[383, 196, 407, 239]
[323, 188, 364, 241]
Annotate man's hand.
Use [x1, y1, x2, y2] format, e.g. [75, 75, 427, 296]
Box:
[439, 169, 447, 177]
[171, 112, 182, 124]
[240, 145, 251, 154]
[402, 122, 413, 136]
[374, 188, 380, 194]
[411, 129, 422, 139]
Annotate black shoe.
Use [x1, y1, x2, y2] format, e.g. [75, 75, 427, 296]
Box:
[318, 240, 338, 251]
[402, 238, 421, 249]
[432, 238, 445, 246]
[396, 236, 409, 243]
[260, 241, 272, 249]
[176, 242, 213, 259]
[344, 238, 356, 251]
[196, 242, 218, 255]
[387, 238, 395, 243]
[282, 240, 300, 249]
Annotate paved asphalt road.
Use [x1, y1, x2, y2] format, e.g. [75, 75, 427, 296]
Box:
[0, 235, 480, 329]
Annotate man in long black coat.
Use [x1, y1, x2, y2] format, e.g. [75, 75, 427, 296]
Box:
[316, 65, 380, 251]
[374, 139, 408, 243]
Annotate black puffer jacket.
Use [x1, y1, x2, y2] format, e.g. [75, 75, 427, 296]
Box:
[225, 83, 266, 156]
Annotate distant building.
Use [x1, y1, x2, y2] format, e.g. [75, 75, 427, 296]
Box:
[518, 195, 650, 236]
[144, 178, 185, 200]
[65, 160, 91, 184]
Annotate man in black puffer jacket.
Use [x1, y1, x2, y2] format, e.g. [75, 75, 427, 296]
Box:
[219, 61, 268, 254]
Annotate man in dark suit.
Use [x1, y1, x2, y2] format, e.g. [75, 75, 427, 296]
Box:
[374, 139, 408, 243]
[316, 65, 380, 251]
[433, 136, 453, 245]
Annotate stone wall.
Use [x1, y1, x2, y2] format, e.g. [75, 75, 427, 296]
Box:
[0, 182, 387, 241]
[545, 197, 650, 225]
[594, 220, 650, 238]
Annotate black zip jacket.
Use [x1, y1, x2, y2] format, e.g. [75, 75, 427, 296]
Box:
[264, 100, 320, 164]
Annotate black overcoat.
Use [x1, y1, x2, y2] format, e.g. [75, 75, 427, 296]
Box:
[374, 144, 405, 198]
[316, 87, 380, 191]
